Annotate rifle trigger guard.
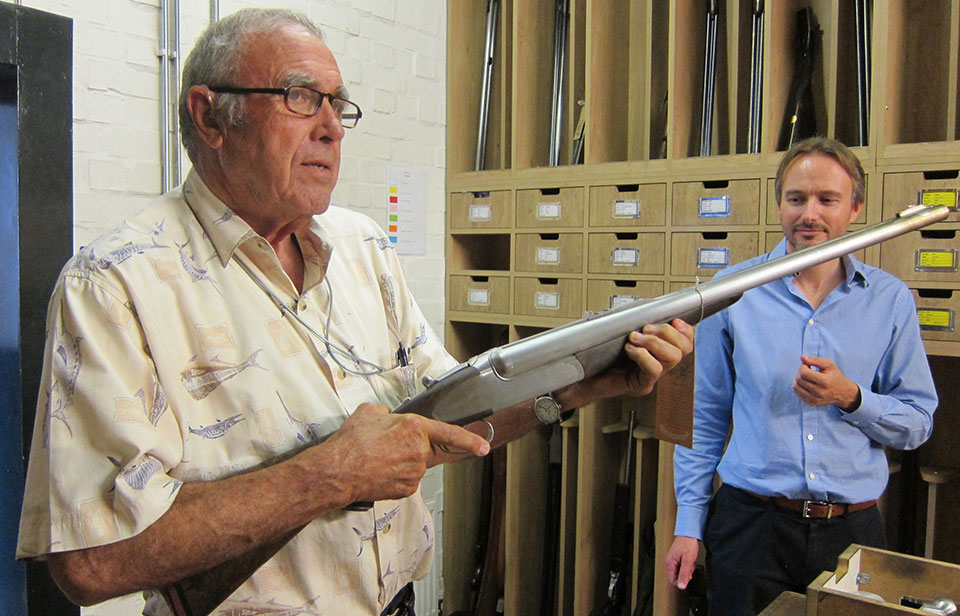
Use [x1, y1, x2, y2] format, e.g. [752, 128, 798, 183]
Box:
[480, 419, 495, 443]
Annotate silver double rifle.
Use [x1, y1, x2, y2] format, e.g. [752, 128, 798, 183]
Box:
[396, 204, 950, 426]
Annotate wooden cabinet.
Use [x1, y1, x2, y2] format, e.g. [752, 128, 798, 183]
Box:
[443, 2, 960, 615]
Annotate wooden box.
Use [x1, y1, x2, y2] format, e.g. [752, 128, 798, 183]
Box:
[806, 544, 960, 615]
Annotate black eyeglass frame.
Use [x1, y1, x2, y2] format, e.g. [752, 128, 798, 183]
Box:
[208, 85, 363, 128]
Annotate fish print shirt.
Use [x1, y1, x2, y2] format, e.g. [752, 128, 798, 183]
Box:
[17, 169, 456, 615]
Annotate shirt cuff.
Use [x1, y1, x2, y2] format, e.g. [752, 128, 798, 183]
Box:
[839, 387, 881, 426]
[674, 504, 708, 540]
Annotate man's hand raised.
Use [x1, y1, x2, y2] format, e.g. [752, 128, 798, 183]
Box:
[560, 318, 695, 408]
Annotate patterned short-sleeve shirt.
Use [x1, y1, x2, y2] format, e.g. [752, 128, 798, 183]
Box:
[17, 169, 456, 615]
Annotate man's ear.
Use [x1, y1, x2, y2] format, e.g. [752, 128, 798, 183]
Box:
[186, 85, 225, 149]
[850, 199, 864, 224]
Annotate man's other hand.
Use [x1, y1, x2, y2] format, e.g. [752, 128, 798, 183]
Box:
[794, 355, 860, 410]
[665, 535, 699, 590]
[561, 318, 694, 407]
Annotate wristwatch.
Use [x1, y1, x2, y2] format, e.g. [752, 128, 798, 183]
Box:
[534, 394, 562, 425]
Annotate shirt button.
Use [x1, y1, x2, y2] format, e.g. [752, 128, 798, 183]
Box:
[809, 472, 816, 480]
[337, 369, 346, 380]
[298, 300, 308, 311]
[807, 434, 814, 441]
[808, 318, 815, 325]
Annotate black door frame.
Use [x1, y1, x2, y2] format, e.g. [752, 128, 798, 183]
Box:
[0, 4, 76, 615]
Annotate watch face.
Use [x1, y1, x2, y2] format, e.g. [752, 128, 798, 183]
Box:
[535, 396, 560, 423]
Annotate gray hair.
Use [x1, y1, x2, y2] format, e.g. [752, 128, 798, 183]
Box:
[774, 136, 866, 207]
[178, 8, 325, 155]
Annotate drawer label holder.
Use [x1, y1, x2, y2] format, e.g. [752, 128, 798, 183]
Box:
[467, 288, 490, 306]
[917, 307, 955, 332]
[914, 248, 958, 272]
[698, 247, 730, 269]
[698, 195, 732, 218]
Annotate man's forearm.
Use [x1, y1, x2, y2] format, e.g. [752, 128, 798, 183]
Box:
[49, 443, 350, 605]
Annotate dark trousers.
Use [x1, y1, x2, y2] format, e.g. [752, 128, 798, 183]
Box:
[380, 582, 416, 616]
[702, 484, 886, 616]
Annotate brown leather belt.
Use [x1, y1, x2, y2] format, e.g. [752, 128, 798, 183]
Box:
[743, 489, 877, 519]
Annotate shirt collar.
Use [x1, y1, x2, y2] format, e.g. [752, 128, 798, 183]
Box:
[180, 169, 334, 272]
[771, 238, 869, 288]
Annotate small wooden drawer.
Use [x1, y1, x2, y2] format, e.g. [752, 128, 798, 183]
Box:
[588, 183, 666, 227]
[671, 231, 759, 277]
[764, 231, 866, 262]
[766, 176, 870, 226]
[449, 190, 511, 229]
[448, 275, 510, 314]
[516, 187, 584, 228]
[672, 178, 760, 226]
[586, 279, 665, 313]
[514, 233, 583, 273]
[880, 226, 960, 283]
[587, 232, 665, 275]
[514, 277, 582, 319]
[911, 287, 960, 343]
[882, 170, 960, 223]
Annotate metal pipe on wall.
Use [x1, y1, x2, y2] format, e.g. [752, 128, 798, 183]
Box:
[211, 0, 219, 23]
[159, 0, 182, 193]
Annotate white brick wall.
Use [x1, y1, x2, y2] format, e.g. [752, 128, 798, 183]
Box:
[5, 0, 448, 613]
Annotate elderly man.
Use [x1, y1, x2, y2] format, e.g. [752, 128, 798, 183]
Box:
[665, 137, 938, 615]
[18, 9, 692, 616]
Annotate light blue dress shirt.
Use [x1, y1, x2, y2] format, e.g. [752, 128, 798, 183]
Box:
[674, 239, 938, 539]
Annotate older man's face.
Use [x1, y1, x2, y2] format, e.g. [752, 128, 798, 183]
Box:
[213, 25, 345, 227]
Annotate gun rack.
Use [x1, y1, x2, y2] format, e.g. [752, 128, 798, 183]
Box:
[443, 1, 960, 614]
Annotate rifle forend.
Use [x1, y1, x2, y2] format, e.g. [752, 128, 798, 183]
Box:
[396, 204, 950, 426]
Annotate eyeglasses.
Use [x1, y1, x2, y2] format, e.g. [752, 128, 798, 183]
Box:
[208, 85, 363, 128]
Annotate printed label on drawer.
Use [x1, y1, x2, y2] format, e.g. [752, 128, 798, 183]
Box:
[467, 288, 490, 306]
[697, 247, 730, 268]
[610, 294, 639, 309]
[920, 188, 959, 211]
[535, 291, 560, 310]
[915, 249, 958, 272]
[611, 247, 638, 266]
[468, 204, 492, 221]
[613, 199, 641, 219]
[698, 195, 731, 218]
[917, 307, 955, 332]
[537, 202, 562, 220]
[535, 247, 561, 264]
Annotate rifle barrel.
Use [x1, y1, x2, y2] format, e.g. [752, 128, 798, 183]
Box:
[748, 1, 764, 153]
[699, 4, 719, 157]
[395, 205, 949, 427]
[475, 0, 499, 171]
[855, 0, 871, 146]
[549, 0, 568, 167]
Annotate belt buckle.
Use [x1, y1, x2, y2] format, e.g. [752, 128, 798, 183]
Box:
[802, 500, 834, 518]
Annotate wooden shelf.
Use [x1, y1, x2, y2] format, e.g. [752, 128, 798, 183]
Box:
[443, 2, 960, 615]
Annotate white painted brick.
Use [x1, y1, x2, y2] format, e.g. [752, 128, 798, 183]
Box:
[414, 53, 436, 80]
[371, 0, 395, 21]
[371, 41, 395, 69]
[129, 161, 163, 195]
[372, 88, 396, 114]
[75, 24, 126, 60]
